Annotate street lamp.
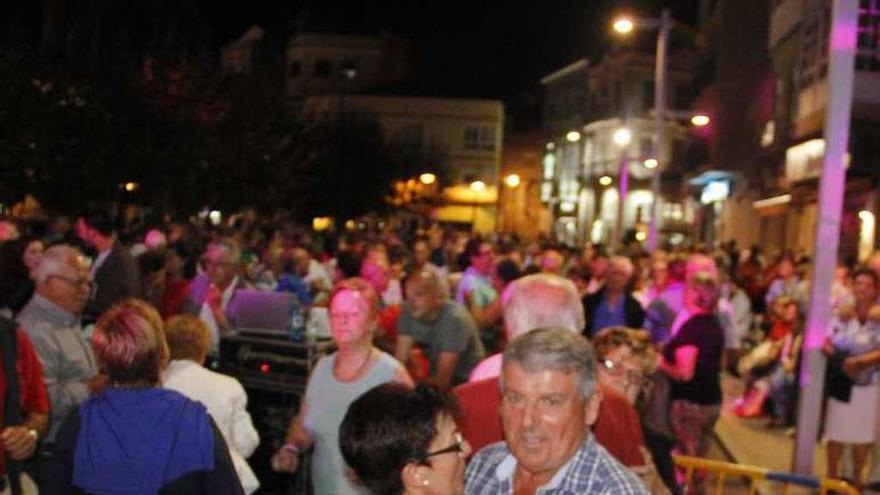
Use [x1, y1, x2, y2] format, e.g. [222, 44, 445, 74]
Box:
[691, 114, 710, 127]
[566, 131, 581, 143]
[612, 127, 632, 147]
[613, 8, 671, 252]
[612, 18, 635, 34]
[419, 173, 436, 185]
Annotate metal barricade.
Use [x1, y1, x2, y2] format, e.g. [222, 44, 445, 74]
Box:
[673, 455, 860, 495]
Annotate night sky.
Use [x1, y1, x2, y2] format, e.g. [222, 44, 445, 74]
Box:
[198, 0, 701, 101]
[10, 0, 701, 105]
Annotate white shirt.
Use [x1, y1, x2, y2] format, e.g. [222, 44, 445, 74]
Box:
[163, 359, 260, 494]
[90, 248, 112, 278]
[199, 276, 239, 353]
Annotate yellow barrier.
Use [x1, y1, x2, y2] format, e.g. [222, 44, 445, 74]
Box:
[673, 454, 859, 495]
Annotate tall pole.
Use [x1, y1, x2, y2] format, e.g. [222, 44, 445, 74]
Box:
[792, 0, 858, 475]
[647, 9, 669, 252]
[616, 155, 629, 250]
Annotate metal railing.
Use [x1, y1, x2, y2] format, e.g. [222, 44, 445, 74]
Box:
[673, 455, 860, 495]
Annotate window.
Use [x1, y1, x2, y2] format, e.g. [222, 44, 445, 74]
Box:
[314, 60, 332, 78]
[464, 125, 496, 151]
[289, 61, 302, 78]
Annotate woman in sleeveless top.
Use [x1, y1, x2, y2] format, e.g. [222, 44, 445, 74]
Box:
[271, 278, 412, 494]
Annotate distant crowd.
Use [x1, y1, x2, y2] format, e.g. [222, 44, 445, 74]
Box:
[0, 210, 876, 494]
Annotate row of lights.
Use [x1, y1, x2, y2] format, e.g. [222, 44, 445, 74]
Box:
[418, 173, 522, 190]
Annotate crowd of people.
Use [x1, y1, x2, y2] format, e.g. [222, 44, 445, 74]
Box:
[0, 210, 878, 494]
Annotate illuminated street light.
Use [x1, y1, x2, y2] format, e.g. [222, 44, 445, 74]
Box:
[419, 173, 436, 185]
[599, 175, 613, 186]
[613, 127, 632, 147]
[504, 174, 521, 188]
[123, 181, 139, 192]
[469, 180, 486, 192]
[691, 114, 710, 126]
[566, 131, 581, 143]
[644, 158, 658, 169]
[613, 17, 635, 34]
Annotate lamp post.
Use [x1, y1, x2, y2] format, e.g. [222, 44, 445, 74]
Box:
[613, 127, 632, 249]
[613, 9, 671, 252]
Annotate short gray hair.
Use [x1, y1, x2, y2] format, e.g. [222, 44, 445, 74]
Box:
[205, 238, 241, 264]
[502, 274, 585, 339]
[501, 327, 597, 398]
[33, 245, 86, 284]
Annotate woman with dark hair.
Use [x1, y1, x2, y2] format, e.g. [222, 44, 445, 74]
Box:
[657, 272, 724, 494]
[271, 278, 412, 494]
[339, 383, 470, 495]
[47, 299, 243, 494]
[0, 236, 43, 317]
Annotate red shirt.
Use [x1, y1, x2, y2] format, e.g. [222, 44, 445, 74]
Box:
[161, 277, 190, 319]
[593, 386, 646, 467]
[453, 377, 503, 453]
[0, 330, 50, 475]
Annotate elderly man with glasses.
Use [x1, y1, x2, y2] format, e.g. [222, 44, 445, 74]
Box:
[17, 245, 102, 481]
[183, 238, 248, 355]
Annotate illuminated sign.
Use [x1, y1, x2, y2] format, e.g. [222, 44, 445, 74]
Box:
[700, 180, 729, 204]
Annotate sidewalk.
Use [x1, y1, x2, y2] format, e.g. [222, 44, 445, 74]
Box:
[712, 374, 880, 493]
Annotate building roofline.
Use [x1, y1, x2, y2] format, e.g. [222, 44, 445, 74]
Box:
[540, 58, 589, 85]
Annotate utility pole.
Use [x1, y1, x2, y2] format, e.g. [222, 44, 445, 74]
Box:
[793, 0, 858, 475]
[647, 8, 670, 252]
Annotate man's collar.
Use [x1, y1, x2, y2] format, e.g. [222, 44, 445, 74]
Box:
[31, 293, 79, 325]
[493, 434, 592, 490]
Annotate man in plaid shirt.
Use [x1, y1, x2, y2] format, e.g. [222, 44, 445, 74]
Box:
[465, 328, 648, 495]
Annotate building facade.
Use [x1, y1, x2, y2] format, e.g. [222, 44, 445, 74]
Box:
[285, 32, 410, 98]
[760, 0, 880, 262]
[302, 95, 504, 233]
[540, 50, 697, 247]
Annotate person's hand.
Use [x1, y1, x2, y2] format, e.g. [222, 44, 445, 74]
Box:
[205, 283, 222, 311]
[843, 356, 863, 380]
[271, 448, 299, 474]
[821, 338, 835, 357]
[2, 426, 36, 461]
[87, 373, 108, 394]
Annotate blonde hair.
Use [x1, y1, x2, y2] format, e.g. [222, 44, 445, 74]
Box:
[164, 315, 212, 362]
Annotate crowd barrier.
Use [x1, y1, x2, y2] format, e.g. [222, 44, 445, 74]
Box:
[673, 455, 859, 495]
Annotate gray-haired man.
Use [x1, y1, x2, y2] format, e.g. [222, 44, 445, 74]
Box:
[465, 327, 647, 495]
[17, 245, 103, 444]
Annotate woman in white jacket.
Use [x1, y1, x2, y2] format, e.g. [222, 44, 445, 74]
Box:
[162, 314, 261, 494]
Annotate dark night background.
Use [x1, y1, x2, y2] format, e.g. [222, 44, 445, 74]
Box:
[2, 0, 702, 219]
[10, 0, 701, 101]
